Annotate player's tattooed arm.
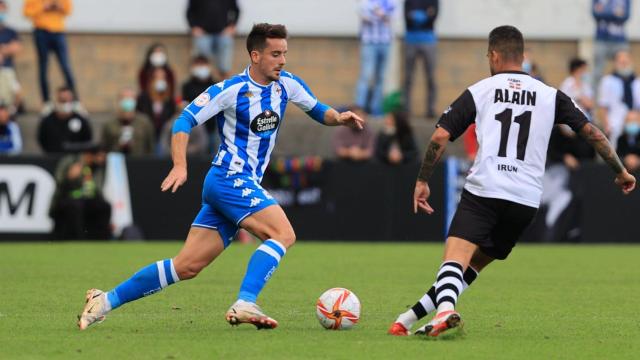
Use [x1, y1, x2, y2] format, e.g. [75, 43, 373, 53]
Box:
[417, 127, 450, 182]
[578, 122, 624, 174]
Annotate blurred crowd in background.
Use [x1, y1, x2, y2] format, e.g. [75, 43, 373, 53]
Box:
[0, 0, 638, 240]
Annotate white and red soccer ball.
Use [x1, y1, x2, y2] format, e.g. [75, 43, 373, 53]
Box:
[316, 288, 361, 330]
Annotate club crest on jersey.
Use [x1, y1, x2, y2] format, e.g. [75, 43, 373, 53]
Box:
[194, 93, 211, 107]
[508, 78, 522, 90]
[244, 91, 254, 98]
[250, 109, 280, 138]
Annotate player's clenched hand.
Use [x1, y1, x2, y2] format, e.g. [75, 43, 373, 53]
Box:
[338, 111, 365, 130]
[161, 166, 187, 193]
[615, 171, 636, 195]
[413, 180, 434, 215]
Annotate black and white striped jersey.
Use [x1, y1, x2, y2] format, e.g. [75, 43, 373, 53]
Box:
[437, 71, 588, 208]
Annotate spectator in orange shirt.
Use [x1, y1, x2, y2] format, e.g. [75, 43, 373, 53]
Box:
[24, 0, 76, 108]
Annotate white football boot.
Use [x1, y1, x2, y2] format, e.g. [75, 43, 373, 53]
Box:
[414, 310, 462, 337]
[225, 300, 278, 329]
[77, 289, 111, 330]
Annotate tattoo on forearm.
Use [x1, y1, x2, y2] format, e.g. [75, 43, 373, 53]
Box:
[417, 141, 443, 181]
[579, 123, 624, 174]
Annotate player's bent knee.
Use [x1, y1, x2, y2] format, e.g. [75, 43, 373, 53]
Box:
[175, 261, 207, 280]
[276, 228, 296, 248]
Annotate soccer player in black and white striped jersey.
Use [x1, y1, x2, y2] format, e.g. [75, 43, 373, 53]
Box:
[388, 25, 636, 337]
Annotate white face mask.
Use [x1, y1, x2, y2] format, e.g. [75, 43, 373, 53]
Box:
[56, 101, 74, 114]
[154, 79, 168, 92]
[192, 65, 211, 80]
[617, 66, 634, 77]
[150, 52, 167, 67]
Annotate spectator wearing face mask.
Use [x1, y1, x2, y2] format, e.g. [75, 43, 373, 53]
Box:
[0, 102, 21, 155]
[138, 43, 176, 98]
[0, 1, 22, 114]
[136, 67, 176, 138]
[182, 55, 217, 151]
[597, 50, 640, 147]
[101, 87, 155, 155]
[617, 110, 640, 172]
[560, 58, 594, 120]
[37, 86, 91, 153]
[182, 55, 216, 104]
[592, 0, 630, 93]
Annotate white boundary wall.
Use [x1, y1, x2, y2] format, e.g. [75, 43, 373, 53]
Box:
[3, 0, 640, 39]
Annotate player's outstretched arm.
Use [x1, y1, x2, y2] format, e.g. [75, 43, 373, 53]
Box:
[414, 127, 451, 214]
[161, 132, 189, 193]
[322, 108, 365, 130]
[578, 122, 636, 194]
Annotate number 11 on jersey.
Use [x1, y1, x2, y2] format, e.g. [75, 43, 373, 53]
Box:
[494, 108, 531, 161]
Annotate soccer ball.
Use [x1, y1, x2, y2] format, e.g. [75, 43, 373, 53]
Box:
[316, 288, 361, 330]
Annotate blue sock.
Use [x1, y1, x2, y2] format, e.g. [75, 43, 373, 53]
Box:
[106, 259, 180, 310]
[238, 239, 287, 303]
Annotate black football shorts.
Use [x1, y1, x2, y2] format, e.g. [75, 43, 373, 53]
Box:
[447, 189, 537, 260]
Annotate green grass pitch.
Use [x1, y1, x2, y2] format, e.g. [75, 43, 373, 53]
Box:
[1, 242, 639, 359]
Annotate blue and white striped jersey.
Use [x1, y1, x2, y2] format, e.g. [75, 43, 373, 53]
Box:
[359, 0, 396, 44]
[175, 66, 328, 182]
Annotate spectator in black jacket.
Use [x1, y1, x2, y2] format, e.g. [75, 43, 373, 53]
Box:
[617, 110, 640, 171]
[138, 43, 176, 98]
[182, 55, 216, 103]
[187, 0, 240, 79]
[49, 144, 111, 240]
[137, 67, 176, 138]
[182, 55, 217, 151]
[403, 0, 438, 118]
[375, 111, 418, 165]
[38, 86, 92, 153]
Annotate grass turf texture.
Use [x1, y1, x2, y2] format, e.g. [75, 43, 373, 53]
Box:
[0, 242, 639, 359]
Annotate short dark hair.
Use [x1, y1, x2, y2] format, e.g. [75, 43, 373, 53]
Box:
[191, 55, 209, 64]
[569, 58, 587, 73]
[246, 23, 288, 54]
[488, 25, 524, 63]
[57, 86, 74, 95]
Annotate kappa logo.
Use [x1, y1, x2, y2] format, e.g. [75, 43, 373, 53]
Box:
[241, 188, 254, 197]
[262, 190, 273, 200]
[443, 106, 452, 114]
[194, 93, 211, 107]
[250, 197, 263, 207]
[244, 91, 254, 98]
[233, 179, 246, 188]
[226, 170, 238, 177]
[215, 81, 224, 89]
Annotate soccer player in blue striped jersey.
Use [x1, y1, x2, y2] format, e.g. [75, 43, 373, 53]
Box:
[77, 23, 364, 330]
